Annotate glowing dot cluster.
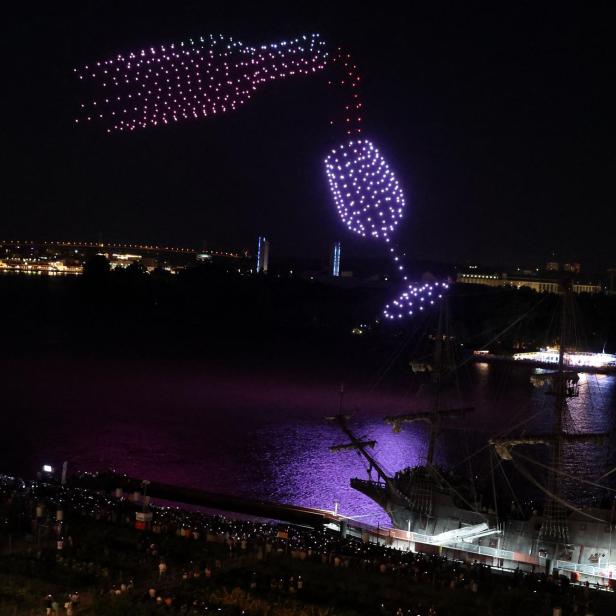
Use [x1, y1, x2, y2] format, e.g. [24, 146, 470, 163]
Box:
[324, 139, 404, 240]
[383, 281, 448, 320]
[324, 139, 447, 320]
[328, 48, 363, 136]
[74, 33, 327, 132]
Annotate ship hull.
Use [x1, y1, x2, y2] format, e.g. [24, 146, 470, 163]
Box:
[350, 478, 616, 587]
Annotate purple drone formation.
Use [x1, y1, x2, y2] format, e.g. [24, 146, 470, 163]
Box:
[385, 281, 449, 319]
[74, 33, 327, 132]
[324, 139, 404, 241]
[324, 140, 447, 320]
[75, 33, 445, 320]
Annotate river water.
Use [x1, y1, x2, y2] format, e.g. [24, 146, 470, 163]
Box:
[2, 355, 614, 525]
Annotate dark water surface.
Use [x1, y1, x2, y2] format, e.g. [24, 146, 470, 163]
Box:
[2, 356, 614, 525]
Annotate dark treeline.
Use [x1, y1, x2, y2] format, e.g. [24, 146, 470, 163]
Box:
[1, 260, 615, 367]
[449, 284, 616, 354]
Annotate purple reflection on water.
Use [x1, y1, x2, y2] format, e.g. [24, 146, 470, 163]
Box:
[2, 356, 614, 525]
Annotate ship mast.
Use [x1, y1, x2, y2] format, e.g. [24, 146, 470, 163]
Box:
[328, 415, 392, 483]
[327, 388, 391, 486]
[540, 279, 571, 544]
[429, 298, 446, 464]
[490, 279, 606, 561]
[385, 298, 473, 466]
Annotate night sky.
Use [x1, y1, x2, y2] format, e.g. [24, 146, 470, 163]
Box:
[4, 2, 615, 270]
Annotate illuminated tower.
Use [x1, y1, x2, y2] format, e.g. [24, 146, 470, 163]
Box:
[256, 236, 269, 274]
[331, 241, 341, 277]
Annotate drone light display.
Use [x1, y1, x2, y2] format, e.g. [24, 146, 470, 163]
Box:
[74, 33, 327, 132]
[75, 33, 445, 320]
[324, 140, 404, 241]
[385, 281, 449, 319]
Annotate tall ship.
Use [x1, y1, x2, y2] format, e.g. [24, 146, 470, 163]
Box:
[330, 281, 616, 585]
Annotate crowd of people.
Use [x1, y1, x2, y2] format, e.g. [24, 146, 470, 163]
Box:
[44, 592, 80, 616]
[0, 473, 613, 615]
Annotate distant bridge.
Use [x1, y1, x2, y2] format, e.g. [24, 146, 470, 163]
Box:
[1, 239, 242, 259]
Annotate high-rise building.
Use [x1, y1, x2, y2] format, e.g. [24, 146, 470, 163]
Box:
[608, 268, 616, 295]
[331, 241, 341, 277]
[256, 236, 269, 273]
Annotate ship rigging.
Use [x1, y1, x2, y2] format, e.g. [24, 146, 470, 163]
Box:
[329, 281, 616, 582]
